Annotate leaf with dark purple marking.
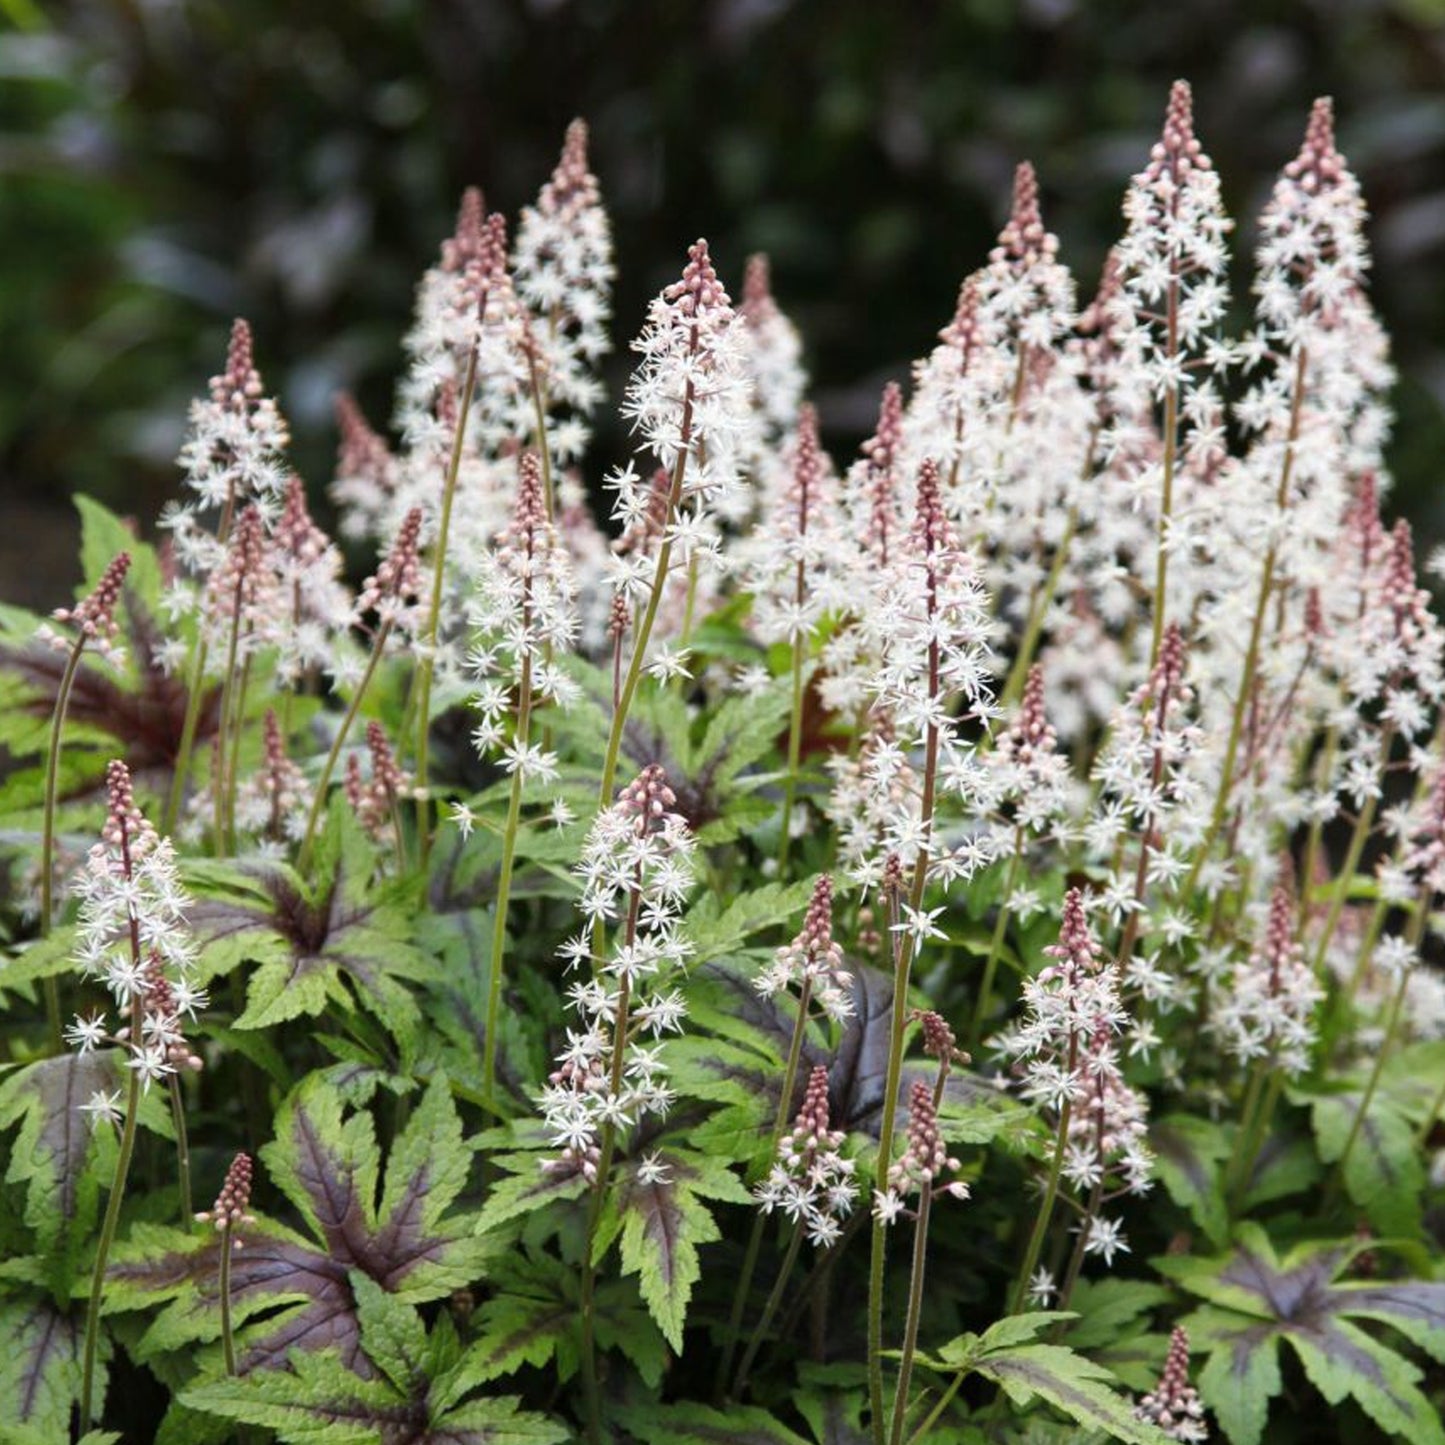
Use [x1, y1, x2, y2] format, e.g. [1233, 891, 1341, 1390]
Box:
[0, 1293, 103, 1437]
[0, 1050, 115, 1243]
[1159, 1222, 1445, 1445]
[109, 1074, 491, 1374]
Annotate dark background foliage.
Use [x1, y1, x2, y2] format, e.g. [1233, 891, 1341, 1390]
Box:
[4, 0, 1444, 607]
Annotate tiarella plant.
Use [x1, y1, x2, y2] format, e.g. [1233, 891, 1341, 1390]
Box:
[4, 87, 1445, 1445]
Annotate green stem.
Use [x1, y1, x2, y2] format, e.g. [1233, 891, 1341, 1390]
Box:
[168, 1073, 192, 1225]
[219, 1221, 237, 1376]
[1415, 1069, 1445, 1149]
[1009, 1092, 1074, 1313]
[888, 1182, 934, 1445]
[1309, 735, 1390, 983]
[968, 833, 1023, 1053]
[598, 454, 689, 813]
[1184, 351, 1306, 897]
[1332, 891, 1430, 1191]
[482, 656, 533, 1118]
[1148, 287, 1180, 671]
[778, 628, 807, 873]
[414, 341, 480, 868]
[297, 619, 394, 873]
[717, 977, 814, 1397]
[998, 503, 1081, 713]
[868, 653, 941, 1445]
[1227, 1064, 1284, 1213]
[79, 1035, 142, 1427]
[40, 638, 86, 1054]
[732, 1224, 805, 1401]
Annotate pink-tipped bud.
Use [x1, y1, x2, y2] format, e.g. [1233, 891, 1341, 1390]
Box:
[911, 1008, 968, 1068]
[741, 253, 777, 325]
[1135, 1326, 1206, 1440]
[939, 278, 983, 361]
[795, 1064, 833, 1138]
[994, 161, 1053, 268]
[211, 319, 264, 408]
[1286, 97, 1344, 193]
[664, 239, 732, 318]
[616, 764, 678, 835]
[359, 507, 423, 616]
[54, 551, 132, 648]
[1043, 888, 1103, 982]
[539, 119, 599, 215]
[197, 1152, 256, 1245]
[441, 187, 487, 274]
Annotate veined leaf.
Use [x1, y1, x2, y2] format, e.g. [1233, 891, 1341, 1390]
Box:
[1149, 1114, 1229, 1246]
[110, 1075, 491, 1373]
[1159, 1222, 1445, 1445]
[959, 1340, 1171, 1445]
[186, 808, 431, 1058]
[0, 1050, 114, 1245]
[1309, 1091, 1423, 1236]
[0, 1292, 105, 1438]
[610, 1149, 746, 1352]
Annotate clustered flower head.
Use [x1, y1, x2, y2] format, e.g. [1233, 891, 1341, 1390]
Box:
[513, 118, 615, 437]
[468, 450, 580, 777]
[1213, 882, 1322, 1076]
[47, 552, 132, 664]
[233, 709, 309, 844]
[68, 762, 201, 1125]
[164, 320, 291, 587]
[754, 874, 855, 1022]
[195, 1152, 257, 1249]
[1135, 1327, 1208, 1442]
[754, 1065, 858, 1247]
[539, 765, 696, 1180]
[874, 1079, 969, 1224]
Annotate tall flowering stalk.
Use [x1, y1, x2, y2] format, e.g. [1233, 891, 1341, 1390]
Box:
[881, 1078, 969, 1445]
[37, 551, 131, 1049]
[542, 767, 695, 1442]
[163, 320, 290, 832]
[513, 118, 615, 508]
[1000, 890, 1150, 1311]
[864, 458, 993, 1444]
[1110, 80, 1232, 667]
[470, 451, 578, 1114]
[1135, 1327, 1207, 1442]
[748, 406, 843, 864]
[414, 208, 524, 862]
[1218, 883, 1322, 1206]
[601, 239, 751, 809]
[75, 762, 199, 1428]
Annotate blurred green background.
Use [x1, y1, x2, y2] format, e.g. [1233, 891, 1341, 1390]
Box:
[3, 0, 1444, 609]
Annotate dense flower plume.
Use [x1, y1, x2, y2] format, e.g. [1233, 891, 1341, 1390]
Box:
[12, 93, 1445, 1445]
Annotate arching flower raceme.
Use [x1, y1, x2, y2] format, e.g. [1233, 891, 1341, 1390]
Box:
[753, 874, 855, 1023]
[873, 1079, 969, 1224]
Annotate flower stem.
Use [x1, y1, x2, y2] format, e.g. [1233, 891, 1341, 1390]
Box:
[598, 440, 689, 814]
[482, 656, 533, 1118]
[887, 1181, 934, 1445]
[79, 1041, 141, 1428]
[969, 833, 1023, 1053]
[1009, 1092, 1073, 1314]
[717, 977, 814, 1397]
[778, 632, 807, 872]
[40, 638, 86, 1053]
[414, 341, 480, 869]
[297, 619, 393, 872]
[219, 1220, 237, 1375]
[168, 1073, 192, 1225]
[732, 1223, 804, 1401]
